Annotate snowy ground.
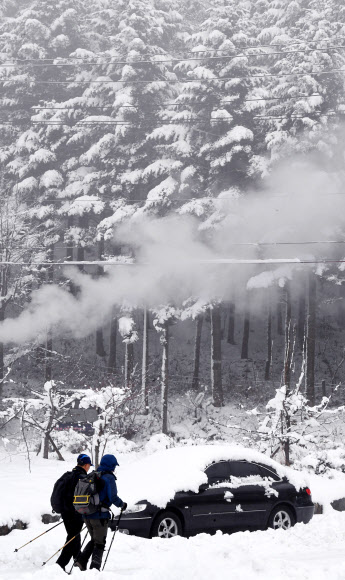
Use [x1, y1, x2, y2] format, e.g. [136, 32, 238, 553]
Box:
[1, 511, 345, 580]
[1, 445, 345, 579]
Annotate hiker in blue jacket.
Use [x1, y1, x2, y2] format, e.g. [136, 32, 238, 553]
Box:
[74, 454, 127, 571]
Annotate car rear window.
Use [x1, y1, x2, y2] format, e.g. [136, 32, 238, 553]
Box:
[258, 465, 281, 481]
[205, 460, 281, 485]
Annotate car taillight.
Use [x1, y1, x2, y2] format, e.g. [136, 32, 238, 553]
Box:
[305, 488, 311, 496]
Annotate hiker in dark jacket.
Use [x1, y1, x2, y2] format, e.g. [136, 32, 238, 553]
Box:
[55, 454, 92, 572]
[74, 454, 127, 571]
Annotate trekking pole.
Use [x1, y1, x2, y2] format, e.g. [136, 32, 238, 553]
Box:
[102, 509, 124, 572]
[42, 526, 86, 566]
[14, 520, 64, 553]
[67, 528, 89, 576]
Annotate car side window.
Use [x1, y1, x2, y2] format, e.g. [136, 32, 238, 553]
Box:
[205, 461, 231, 484]
[228, 461, 263, 478]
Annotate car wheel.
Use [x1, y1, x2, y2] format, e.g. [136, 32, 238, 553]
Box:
[269, 506, 295, 531]
[151, 511, 183, 538]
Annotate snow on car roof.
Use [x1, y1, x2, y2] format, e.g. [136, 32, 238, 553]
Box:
[119, 444, 308, 509]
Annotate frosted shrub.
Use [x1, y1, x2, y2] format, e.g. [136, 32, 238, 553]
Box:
[53, 429, 89, 453]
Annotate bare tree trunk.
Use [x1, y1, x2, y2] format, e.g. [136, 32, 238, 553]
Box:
[66, 216, 75, 295]
[284, 283, 293, 390]
[227, 302, 235, 344]
[48, 435, 65, 461]
[283, 412, 291, 466]
[282, 284, 294, 467]
[96, 330, 106, 358]
[211, 305, 223, 407]
[45, 334, 53, 381]
[45, 245, 54, 381]
[108, 312, 117, 373]
[66, 216, 74, 262]
[94, 421, 104, 468]
[306, 272, 316, 406]
[161, 324, 169, 434]
[142, 308, 149, 414]
[43, 408, 55, 460]
[265, 295, 272, 381]
[77, 215, 88, 273]
[192, 315, 203, 390]
[277, 290, 283, 336]
[338, 283, 345, 327]
[297, 286, 306, 352]
[125, 343, 134, 389]
[241, 297, 250, 360]
[96, 237, 106, 357]
[0, 305, 4, 398]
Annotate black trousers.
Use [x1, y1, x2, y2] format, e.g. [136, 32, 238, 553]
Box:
[56, 512, 83, 569]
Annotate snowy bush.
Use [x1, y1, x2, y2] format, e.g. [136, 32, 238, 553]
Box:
[53, 428, 89, 453]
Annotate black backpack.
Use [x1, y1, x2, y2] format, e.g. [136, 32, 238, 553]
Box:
[51, 471, 74, 514]
[73, 471, 105, 516]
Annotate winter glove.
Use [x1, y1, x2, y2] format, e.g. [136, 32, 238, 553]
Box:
[121, 502, 127, 511]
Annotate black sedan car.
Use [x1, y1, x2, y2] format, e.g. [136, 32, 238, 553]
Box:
[111, 456, 314, 538]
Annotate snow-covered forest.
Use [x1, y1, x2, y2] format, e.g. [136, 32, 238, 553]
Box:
[1, 0, 345, 483]
[1, 1, 345, 579]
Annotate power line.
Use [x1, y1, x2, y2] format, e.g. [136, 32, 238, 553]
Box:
[1, 258, 345, 267]
[33, 194, 345, 202]
[0, 68, 343, 85]
[1, 111, 340, 127]
[4, 38, 345, 62]
[1, 45, 345, 68]
[6, 93, 332, 110]
[9, 240, 345, 250]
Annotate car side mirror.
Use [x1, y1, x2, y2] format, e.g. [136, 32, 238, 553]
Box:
[199, 483, 208, 492]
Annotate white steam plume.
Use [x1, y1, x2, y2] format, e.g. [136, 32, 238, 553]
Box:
[0, 156, 344, 345]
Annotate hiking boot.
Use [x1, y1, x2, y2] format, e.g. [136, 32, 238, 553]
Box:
[90, 546, 104, 571]
[74, 540, 93, 571]
[74, 559, 87, 571]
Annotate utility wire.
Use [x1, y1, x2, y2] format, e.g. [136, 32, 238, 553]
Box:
[1, 259, 345, 267]
[9, 241, 345, 250]
[0, 68, 343, 84]
[4, 93, 333, 110]
[4, 39, 345, 62]
[1, 111, 341, 126]
[1, 45, 345, 67]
